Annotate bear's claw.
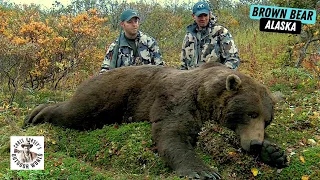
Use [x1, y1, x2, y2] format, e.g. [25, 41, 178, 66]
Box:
[260, 140, 288, 168]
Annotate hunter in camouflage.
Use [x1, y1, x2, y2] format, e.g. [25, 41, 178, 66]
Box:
[181, 1, 240, 70]
[100, 9, 163, 73]
[101, 31, 163, 70]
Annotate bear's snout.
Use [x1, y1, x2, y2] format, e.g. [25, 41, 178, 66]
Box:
[249, 140, 263, 154]
[236, 119, 265, 152]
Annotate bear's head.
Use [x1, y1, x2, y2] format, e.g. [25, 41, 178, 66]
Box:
[199, 73, 276, 153]
[222, 74, 275, 152]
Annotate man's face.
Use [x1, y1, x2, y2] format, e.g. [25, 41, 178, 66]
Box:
[23, 146, 30, 153]
[120, 17, 140, 38]
[192, 13, 210, 28]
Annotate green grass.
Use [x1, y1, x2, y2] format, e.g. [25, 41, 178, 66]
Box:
[0, 83, 319, 179]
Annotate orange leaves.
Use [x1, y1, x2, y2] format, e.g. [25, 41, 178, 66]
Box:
[58, 9, 107, 37]
[302, 24, 314, 31]
[228, 151, 237, 156]
[53, 36, 67, 43]
[0, 7, 109, 88]
[20, 21, 53, 35]
[302, 22, 320, 38]
[11, 36, 28, 45]
[87, 8, 97, 15]
[301, 54, 320, 84]
[39, 58, 50, 68]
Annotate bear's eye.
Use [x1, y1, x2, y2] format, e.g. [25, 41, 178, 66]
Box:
[248, 112, 259, 119]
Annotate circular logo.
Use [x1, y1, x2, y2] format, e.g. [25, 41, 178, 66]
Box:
[11, 136, 44, 170]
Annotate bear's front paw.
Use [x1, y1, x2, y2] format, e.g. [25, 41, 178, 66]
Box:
[178, 168, 222, 180]
[260, 140, 288, 168]
[22, 104, 49, 128]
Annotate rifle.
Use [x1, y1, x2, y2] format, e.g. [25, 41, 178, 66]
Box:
[110, 29, 122, 69]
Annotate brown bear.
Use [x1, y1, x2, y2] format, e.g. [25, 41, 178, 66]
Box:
[24, 62, 287, 179]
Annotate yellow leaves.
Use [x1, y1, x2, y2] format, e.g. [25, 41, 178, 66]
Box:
[46, 137, 56, 145]
[298, 43, 305, 48]
[303, 24, 315, 31]
[11, 36, 28, 45]
[53, 36, 67, 43]
[55, 60, 71, 70]
[291, 113, 294, 118]
[302, 23, 319, 37]
[30, 68, 41, 77]
[2, 101, 10, 110]
[40, 58, 50, 68]
[38, 129, 44, 136]
[230, 19, 240, 28]
[251, 168, 259, 176]
[45, 18, 49, 25]
[309, 111, 320, 120]
[299, 155, 306, 163]
[88, 8, 97, 15]
[37, 38, 49, 44]
[307, 139, 317, 146]
[301, 175, 309, 180]
[218, 10, 239, 28]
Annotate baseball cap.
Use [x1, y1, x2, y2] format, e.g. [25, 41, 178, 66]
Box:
[192, 1, 210, 17]
[120, 9, 140, 22]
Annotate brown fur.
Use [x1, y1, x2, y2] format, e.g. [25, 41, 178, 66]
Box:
[24, 62, 276, 178]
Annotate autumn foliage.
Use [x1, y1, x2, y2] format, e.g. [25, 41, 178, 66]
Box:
[0, 6, 111, 91]
[0, 1, 318, 102]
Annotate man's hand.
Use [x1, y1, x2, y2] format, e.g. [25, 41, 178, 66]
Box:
[99, 68, 109, 74]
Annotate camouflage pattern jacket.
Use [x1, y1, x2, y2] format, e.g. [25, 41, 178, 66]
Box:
[181, 18, 240, 70]
[100, 31, 163, 72]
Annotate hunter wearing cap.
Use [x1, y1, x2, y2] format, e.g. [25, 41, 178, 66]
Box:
[181, 1, 240, 70]
[100, 9, 164, 73]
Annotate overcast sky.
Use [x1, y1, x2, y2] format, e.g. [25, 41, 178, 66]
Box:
[4, 0, 200, 9]
[5, 0, 71, 8]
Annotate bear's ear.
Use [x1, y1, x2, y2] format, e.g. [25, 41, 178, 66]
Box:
[226, 74, 241, 91]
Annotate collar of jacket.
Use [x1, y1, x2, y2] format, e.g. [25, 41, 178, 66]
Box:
[119, 31, 142, 47]
[186, 16, 217, 36]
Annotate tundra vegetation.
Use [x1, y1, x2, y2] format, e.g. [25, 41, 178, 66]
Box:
[0, 0, 319, 179]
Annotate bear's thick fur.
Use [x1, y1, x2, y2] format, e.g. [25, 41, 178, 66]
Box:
[24, 62, 287, 179]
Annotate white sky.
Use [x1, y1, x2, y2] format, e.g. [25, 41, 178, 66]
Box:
[4, 0, 72, 9]
[4, 0, 200, 9]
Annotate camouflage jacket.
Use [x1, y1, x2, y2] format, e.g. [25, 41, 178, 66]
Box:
[181, 18, 240, 70]
[100, 31, 163, 72]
